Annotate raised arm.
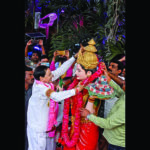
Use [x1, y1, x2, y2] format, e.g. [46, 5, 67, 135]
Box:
[49, 51, 58, 71]
[38, 39, 46, 55]
[101, 62, 125, 96]
[51, 56, 76, 82]
[25, 40, 32, 57]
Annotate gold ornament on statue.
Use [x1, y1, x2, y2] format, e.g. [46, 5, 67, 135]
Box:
[77, 38, 98, 70]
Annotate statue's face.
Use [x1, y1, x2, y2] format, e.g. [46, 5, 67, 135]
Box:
[75, 64, 92, 81]
[75, 64, 87, 81]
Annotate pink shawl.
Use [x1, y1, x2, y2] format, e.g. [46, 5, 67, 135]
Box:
[35, 80, 59, 137]
[47, 83, 59, 137]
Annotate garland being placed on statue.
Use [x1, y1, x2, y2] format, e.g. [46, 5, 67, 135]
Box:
[58, 62, 103, 148]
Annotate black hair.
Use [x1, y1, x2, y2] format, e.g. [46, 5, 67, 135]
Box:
[79, 36, 92, 47]
[32, 50, 41, 58]
[33, 65, 48, 80]
[25, 65, 33, 71]
[111, 54, 125, 62]
[40, 55, 49, 60]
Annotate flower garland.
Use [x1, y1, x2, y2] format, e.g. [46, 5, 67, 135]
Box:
[58, 63, 103, 148]
[58, 78, 81, 147]
[47, 83, 59, 137]
[35, 80, 58, 137]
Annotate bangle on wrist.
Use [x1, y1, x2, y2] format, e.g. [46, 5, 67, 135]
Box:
[46, 89, 55, 97]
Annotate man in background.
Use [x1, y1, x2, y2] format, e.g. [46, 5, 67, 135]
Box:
[25, 65, 34, 150]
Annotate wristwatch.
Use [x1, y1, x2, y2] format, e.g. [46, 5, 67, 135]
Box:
[87, 114, 91, 120]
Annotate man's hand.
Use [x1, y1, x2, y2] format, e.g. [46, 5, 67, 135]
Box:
[101, 62, 111, 83]
[52, 51, 58, 62]
[46, 125, 56, 133]
[80, 44, 85, 53]
[56, 84, 63, 91]
[101, 62, 107, 72]
[73, 44, 84, 59]
[79, 108, 91, 117]
[74, 52, 78, 59]
[119, 56, 125, 62]
[27, 39, 32, 46]
[38, 39, 43, 46]
[36, 61, 41, 67]
[75, 82, 84, 94]
[53, 51, 58, 58]
[65, 50, 70, 59]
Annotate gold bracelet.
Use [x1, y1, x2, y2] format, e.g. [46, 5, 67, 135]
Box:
[46, 89, 55, 97]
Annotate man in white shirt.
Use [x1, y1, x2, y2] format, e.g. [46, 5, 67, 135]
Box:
[27, 54, 84, 150]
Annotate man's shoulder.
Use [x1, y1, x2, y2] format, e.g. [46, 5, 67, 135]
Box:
[34, 82, 50, 89]
[27, 86, 32, 93]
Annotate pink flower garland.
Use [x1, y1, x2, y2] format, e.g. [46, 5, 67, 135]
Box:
[35, 80, 58, 137]
[59, 63, 103, 148]
[47, 83, 59, 137]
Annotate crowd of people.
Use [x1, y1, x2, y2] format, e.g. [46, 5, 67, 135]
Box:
[25, 38, 125, 150]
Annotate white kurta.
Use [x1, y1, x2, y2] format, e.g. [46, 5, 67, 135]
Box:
[27, 57, 76, 150]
